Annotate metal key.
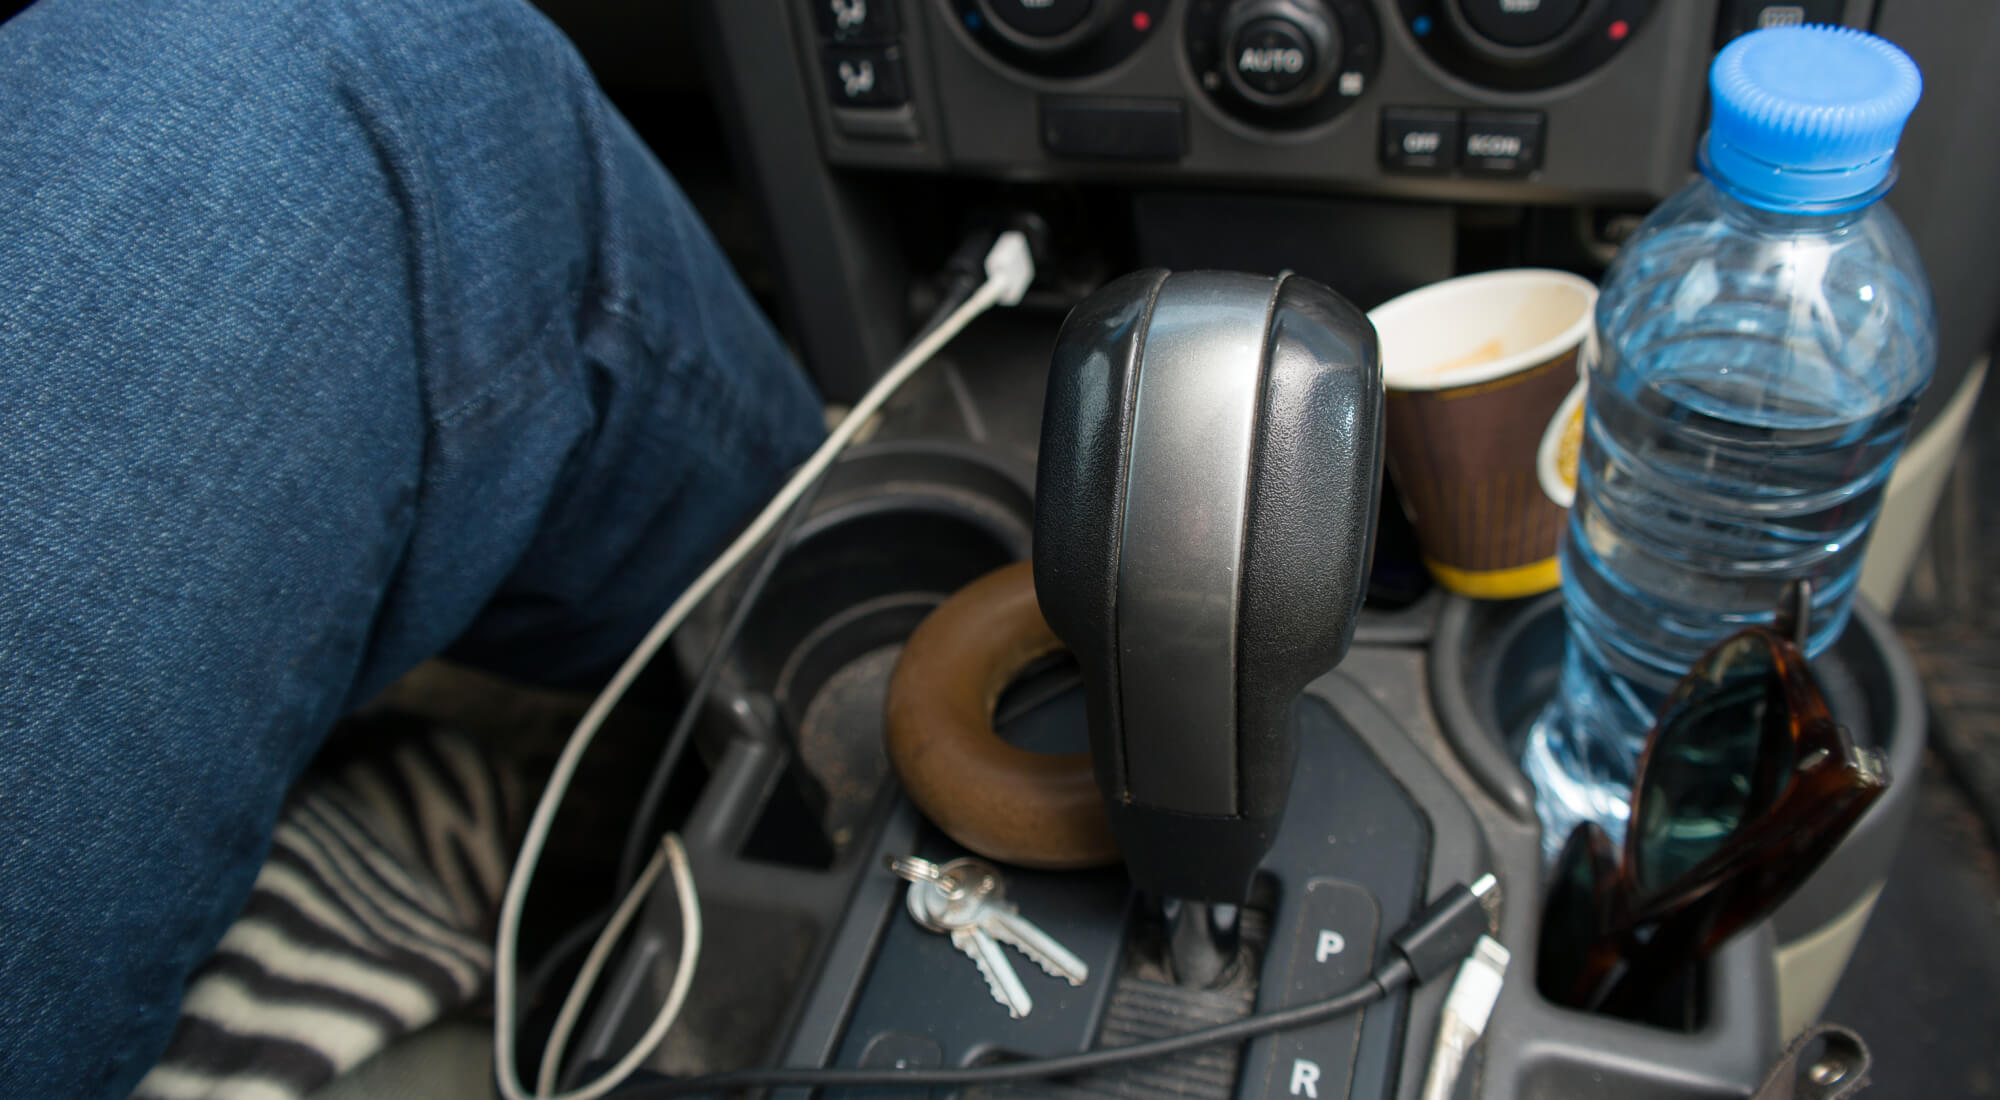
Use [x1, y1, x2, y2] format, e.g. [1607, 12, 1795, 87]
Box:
[887, 855, 1088, 1019]
[978, 894, 1089, 988]
[893, 856, 1032, 1017]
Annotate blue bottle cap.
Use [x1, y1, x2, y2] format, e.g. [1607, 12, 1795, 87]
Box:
[1705, 25, 1922, 211]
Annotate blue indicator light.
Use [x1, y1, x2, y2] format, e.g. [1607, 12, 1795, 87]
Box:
[1413, 14, 1432, 36]
[966, 11, 982, 30]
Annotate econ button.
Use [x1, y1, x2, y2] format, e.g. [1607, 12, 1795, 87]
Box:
[1461, 109, 1545, 175]
[1380, 107, 1460, 173]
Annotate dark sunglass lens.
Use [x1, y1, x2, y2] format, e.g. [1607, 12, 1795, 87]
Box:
[1632, 633, 1783, 894]
[1539, 823, 1618, 1008]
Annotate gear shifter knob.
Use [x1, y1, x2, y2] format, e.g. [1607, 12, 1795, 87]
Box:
[1033, 270, 1383, 903]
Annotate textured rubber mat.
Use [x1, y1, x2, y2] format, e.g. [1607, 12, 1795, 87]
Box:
[968, 912, 1266, 1100]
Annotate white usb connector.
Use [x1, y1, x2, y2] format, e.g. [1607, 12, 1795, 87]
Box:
[984, 229, 1035, 306]
[1420, 934, 1511, 1100]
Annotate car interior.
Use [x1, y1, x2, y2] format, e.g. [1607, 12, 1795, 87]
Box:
[20, 0, 1999, 1097]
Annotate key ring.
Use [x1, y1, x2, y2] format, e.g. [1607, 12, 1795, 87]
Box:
[885, 854, 967, 899]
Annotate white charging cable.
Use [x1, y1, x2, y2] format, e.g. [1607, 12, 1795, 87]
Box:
[534, 835, 696, 1098]
[1419, 934, 1510, 1100]
[492, 231, 1036, 1100]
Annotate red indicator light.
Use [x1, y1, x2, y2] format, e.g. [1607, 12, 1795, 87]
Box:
[1132, 10, 1152, 31]
[1608, 19, 1630, 40]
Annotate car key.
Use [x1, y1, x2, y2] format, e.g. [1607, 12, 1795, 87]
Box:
[887, 855, 1087, 1018]
[893, 855, 1033, 1017]
[963, 873, 1089, 987]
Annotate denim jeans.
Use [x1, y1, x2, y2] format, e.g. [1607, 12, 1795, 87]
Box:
[0, 0, 824, 1094]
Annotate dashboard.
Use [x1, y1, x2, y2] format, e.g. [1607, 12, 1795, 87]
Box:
[792, 0, 1869, 202]
[682, 0, 1991, 439]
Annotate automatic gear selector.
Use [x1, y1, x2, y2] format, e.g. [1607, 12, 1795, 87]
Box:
[1033, 269, 1384, 904]
[833, 271, 1483, 1094]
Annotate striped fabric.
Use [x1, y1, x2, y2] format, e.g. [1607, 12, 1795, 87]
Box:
[132, 731, 524, 1100]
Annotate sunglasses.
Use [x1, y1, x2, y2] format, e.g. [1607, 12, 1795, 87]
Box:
[1537, 581, 1890, 1024]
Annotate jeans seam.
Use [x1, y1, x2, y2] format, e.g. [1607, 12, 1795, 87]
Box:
[430, 301, 576, 431]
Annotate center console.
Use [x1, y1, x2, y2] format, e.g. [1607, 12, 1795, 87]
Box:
[557, 316, 1923, 1100]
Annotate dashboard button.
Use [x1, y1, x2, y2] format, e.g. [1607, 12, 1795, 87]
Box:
[1461, 110, 1545, 174]
[1715, 0, 1843, 45]
[1456, 0, 1583, 48]
[1042, 97, 1187, 161]
[809, 0, 899, 43]
[1232, 18, 1319, 97]
[984, 0, 1094, 39]
[1219, 0, 1342, 109]
[821, 45, 908, 107]
[834, 104, 921, 141]
[1380, 107, 1460, 172]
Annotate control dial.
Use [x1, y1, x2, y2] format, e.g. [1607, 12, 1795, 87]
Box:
[977, 0, 1115, 53]
[1220, 0, 1340, 109]
[951, 0, 1168, 79]
[1185, 0, 1380, 130]
[1452, 0, 1585, 53]
[1395, 0, 1654, 91]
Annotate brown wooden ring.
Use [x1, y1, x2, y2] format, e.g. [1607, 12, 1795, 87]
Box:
[883, 559, 1117, 869]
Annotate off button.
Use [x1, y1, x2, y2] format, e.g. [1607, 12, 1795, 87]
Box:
[1380, 108, 1460, 173]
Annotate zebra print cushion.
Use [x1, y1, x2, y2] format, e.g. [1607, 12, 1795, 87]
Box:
[132, 730, 524, 1100]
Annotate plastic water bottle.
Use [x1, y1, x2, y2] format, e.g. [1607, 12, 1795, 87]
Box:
[1522, 25, 1936, 860]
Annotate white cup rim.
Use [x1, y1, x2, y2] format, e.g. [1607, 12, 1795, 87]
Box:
[1538, 380, 1587, 509]
[1369, 268, 1599, 391]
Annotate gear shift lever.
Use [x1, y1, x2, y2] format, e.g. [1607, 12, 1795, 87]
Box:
[1033, 269, 1383, 905]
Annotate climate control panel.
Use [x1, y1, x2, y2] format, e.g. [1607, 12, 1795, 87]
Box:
[793, 0, 1742, 203]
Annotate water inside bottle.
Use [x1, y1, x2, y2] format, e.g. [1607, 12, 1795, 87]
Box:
[1523, 333, 1920, 859]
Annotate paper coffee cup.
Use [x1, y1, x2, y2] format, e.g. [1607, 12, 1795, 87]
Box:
[1369, 269, 1596, 600]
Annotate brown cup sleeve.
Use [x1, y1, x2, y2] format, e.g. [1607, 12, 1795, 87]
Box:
[1384, 349, 1577, 578]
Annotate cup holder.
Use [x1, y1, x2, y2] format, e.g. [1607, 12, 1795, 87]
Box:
[683, 440, 1036, 855]
[567, 440, 1037, 1074]
[741, 506, 1026, 717]
[1431, 592, 1926, 1034]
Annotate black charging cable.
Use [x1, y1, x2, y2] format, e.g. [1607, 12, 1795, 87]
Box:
[607, 875, 1496, 1098]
